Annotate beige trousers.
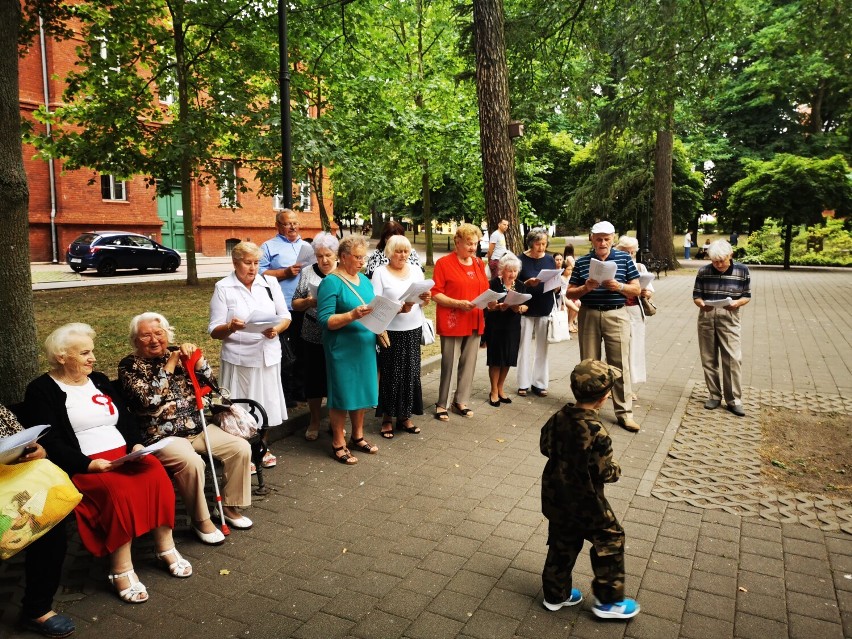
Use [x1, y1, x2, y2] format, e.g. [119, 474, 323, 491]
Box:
[697, 307, 743, 406]
[577, 306, 633, 418]
[437, 333, 481, 408]
[154, 424, 252, 522]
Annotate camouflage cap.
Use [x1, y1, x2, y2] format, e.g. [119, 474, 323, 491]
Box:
[571, 359, 622, 400]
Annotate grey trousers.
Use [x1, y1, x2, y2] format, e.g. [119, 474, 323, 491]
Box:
[697, 307, 743, 406]
[577, 306, 633, 418]
[437, 333, 481, 408]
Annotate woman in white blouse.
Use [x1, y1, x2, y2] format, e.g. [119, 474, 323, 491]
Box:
[371, 235, 431, 438]
[209, 242, 292, 427]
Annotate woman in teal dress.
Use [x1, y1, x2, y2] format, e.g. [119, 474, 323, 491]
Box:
[317, 235, 380, 465]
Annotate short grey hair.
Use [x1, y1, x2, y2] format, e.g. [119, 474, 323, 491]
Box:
[615, 236, 639, 252]
[707, 239, 733, 261]
[384, 234, 412, 259]
[338, 235, 368, 258]
[497, 253, 521, 277]
[312, 231, 339, 255]
[44, 323, 96, 372]
[525, 227, 549, 249]
[231, 241, 261, 262]
[129, 312, 175, 348]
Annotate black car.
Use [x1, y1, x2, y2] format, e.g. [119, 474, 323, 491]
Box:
[67, 231, 181, 276]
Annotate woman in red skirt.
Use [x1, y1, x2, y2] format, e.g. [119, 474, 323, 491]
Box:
[25, 323, 191, 604]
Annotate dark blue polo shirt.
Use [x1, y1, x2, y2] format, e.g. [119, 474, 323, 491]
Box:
[570, 248, 640, 307]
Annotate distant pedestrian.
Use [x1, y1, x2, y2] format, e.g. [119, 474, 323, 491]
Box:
[683, 231, 692, 259]
[692, 240, 751, 416]
[729, 230, 739, 247]
[539, 359, 640, 620]
[487, 218, 510, 276]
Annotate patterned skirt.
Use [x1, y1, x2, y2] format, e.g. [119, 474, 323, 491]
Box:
[376, 327, 424, 419]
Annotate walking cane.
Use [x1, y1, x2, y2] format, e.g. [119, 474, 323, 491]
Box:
[181, 349, 231, 536]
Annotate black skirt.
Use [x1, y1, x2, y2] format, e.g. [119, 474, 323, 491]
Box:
[376, 326, 424, 419]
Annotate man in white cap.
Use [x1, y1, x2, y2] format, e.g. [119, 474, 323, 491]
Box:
[566, 221, 642, 432]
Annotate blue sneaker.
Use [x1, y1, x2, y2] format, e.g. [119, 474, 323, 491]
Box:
[592, 597, 640, 619]
[542, 588, 583, 611]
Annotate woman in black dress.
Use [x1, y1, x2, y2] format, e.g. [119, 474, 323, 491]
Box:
[484, 254, 529, 406]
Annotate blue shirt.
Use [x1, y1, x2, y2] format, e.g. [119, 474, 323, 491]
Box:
[570, 248, 640, 306]
[259, 234, 307, 309]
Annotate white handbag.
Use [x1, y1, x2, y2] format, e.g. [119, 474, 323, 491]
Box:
[421, 318, 436, 346]
[547, 302, 570, 344]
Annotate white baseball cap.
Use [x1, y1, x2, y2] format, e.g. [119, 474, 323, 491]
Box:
[591, 221, 615, 234]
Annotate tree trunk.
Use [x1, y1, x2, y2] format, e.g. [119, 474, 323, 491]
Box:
[421, 159, 433, 266]
[0, 0, 39, 402]
[650, 126, 676, 267]
[370, 205, 382, 240]
[472, 0, 521, 255]
[783, 222, 792, 270]
[310, 165, 331, 232]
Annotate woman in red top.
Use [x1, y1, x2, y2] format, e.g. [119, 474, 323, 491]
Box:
[431, 224, 490, 421]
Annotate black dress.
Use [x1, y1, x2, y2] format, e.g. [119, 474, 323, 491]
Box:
[484, 277, 525, 367]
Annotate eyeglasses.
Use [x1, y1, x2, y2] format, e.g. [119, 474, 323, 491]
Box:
[278, 222, 299, 227]
[137, 330, 166, 342]
[346, 253, 367, 262]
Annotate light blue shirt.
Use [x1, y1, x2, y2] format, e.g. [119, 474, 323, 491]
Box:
[259, 233, 307, 309]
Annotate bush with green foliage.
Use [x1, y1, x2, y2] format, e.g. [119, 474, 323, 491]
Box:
[741, 218, 852, 266]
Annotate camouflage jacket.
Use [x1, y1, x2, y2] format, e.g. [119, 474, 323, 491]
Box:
[540, 404, 621, 530]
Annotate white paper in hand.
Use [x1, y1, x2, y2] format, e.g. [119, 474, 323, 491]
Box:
[704, 297, 734, 308]
[589, 258, 617, 282]
[471, 289, 505, 309]
[111, 437, 176, 464]
[639, 272, 655, 290]
[296, 243, 316, 266]
[357, 295, 403, 334]
[503, 290, 532, 306]
[0, 424, 50, 465]
[398, 279, 435, 303]
[243, 309, 286, 333]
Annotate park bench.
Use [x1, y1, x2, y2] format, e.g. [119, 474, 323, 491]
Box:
[641, 254, 672, 277]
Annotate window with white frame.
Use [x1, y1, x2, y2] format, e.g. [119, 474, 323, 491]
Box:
[219, 161, 238, 208]
[272, 192, 285, 211]
[299, 181, 312, 211]
[100, 175, 127, 201]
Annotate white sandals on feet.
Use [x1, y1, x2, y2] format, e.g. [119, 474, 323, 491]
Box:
[156, 546, 193, 578]
[108, 569, 149, 604]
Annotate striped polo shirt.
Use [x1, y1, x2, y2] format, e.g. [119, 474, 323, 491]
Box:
[570, 248, 640, 306]
[692, 262, 751, 301]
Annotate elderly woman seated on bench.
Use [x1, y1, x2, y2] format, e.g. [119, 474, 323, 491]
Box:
[117, 312, 253, 546]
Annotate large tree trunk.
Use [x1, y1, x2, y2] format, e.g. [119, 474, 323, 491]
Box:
[782, 222, 792, 270]
[0, 0, 39, 403]
[422, 159, 434, 266]
[472, 0, 521, 255]
[650, 126, 676, 267]
[310, 165, 331, 232]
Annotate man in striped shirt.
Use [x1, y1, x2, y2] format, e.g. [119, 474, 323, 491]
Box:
[567, 222, 641, 432]
[692, 240, 751, 416]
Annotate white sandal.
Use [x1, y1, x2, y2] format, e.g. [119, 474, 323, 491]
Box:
[155, 546, 193, 578]
[108, 569, 149, 603]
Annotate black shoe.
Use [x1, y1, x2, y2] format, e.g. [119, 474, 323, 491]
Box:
[19, 614, 75, 638]
[703, 399, 721, 410]
[499, 395, 512, 404]
[488, 398, 501, 407]
[727, 403, 746, 417]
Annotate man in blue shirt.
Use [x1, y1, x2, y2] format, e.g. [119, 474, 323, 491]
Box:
[567, 221, 641, 432]
[692, 240, 751, 416]
[260, 209, 308, 411]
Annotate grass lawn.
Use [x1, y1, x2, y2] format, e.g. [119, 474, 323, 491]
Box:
[33, 274, 441, 379]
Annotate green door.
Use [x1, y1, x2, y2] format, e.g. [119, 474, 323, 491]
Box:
[157, 188, 185, 252]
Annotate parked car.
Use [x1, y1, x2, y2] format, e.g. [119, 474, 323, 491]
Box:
[66, 231, 181, 276]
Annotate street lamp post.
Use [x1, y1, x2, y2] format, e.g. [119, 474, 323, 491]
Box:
[279, 0, 293, 208]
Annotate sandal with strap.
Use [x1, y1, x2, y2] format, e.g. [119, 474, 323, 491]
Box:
[380, 420, 394, 439]
[517, 388, 529, 397]
[451, 403, 474, 418]
[434, 408, 449, 421]
[349, 437, 378, 454]
[396, 419, 421, 434]
[332, 445, 358, 465]
[156, 546, 193, 578]
[108, 569, 149, 604]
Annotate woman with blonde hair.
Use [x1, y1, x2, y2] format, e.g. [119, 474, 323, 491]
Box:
[431, 223, 489, 420]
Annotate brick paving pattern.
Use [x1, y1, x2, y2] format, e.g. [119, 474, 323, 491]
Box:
[2, 265, 851, 639]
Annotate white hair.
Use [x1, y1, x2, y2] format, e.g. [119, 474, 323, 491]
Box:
[384, 234, 412, 259]
[129, 312, 175, 348]
[707, 239, 733, 261]
[615, 236, 639, 252]
[44, 323, 96, 371]
[312, 231, 339, 255]
[498, 253, 521, 276]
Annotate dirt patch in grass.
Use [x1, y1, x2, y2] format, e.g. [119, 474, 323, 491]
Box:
[760, 406, 852, 500]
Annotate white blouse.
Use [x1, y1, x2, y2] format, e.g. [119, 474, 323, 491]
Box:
[209, 272, 291, 368]
[56, 378, 124, 456]
[371, 264, 425, 332]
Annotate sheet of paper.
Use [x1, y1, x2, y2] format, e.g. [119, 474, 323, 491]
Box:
[589, 258, 618, 282]
[295, 243, 316, 266]
[542, 277, 564, 293]
[111, 437, 176, 464]
[639, 272, 655, 289]
[503, 290, 532, 306]
[704, 297, 734, 308]
[242, 309, 286, 333]
[308, 281, 319, 298]
[398, 279, 435, 304]
[536, 268, 563, 283]
[471, 289, 505, 309]
[357, 295, 403, 334]
[0, 424, 51, 465]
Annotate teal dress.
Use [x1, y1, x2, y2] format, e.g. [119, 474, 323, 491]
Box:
[317, 273, 379, 410]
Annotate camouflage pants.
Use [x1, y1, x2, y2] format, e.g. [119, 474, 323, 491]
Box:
[542, 522, 625, 605]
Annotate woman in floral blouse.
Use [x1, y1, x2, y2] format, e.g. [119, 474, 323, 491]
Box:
[118, 312, 253, 546]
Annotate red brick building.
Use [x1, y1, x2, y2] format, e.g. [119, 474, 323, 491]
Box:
[19, 18, 333, 262]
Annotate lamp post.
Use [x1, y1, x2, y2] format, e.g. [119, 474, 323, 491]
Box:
[279, 0, 293, 208]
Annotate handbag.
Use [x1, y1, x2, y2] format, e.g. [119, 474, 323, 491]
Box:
[210, 403, 260, 439]
[421, 318, 436, 346]
[0, 459, 82, 560]
[639, 297, 657, 316]
[333, 273, 391, 349]
[547, 306, 571, 344]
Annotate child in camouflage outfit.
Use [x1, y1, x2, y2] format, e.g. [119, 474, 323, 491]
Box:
[539, 359, 640, 619]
